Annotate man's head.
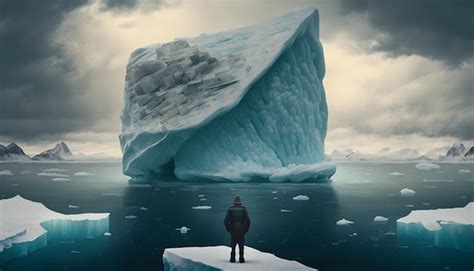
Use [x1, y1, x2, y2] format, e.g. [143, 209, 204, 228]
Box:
[233, 195, 242, 205]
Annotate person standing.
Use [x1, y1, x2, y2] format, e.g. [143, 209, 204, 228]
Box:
[224, 195, 251, 263]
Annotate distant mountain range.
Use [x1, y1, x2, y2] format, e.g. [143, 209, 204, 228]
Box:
[0, 142, 119, 162]
[329, 142, 474, 161]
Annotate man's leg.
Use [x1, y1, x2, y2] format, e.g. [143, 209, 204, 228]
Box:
[238, 236, 245, 263]
[230, 236, 237, 262]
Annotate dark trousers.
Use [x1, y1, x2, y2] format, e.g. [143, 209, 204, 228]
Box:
[230, 235, 245, 257]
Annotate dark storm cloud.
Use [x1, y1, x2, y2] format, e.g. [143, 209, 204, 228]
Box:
[340, 0, 474, 65]
[0, 0, 166, 141]
[100, 0, 165, 13]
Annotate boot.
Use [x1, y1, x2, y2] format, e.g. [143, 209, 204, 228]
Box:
[230, 252, 236, 263]
[239, 256, 245, 263]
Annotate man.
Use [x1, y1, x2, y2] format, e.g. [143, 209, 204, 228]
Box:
[224, 195, 251, 263]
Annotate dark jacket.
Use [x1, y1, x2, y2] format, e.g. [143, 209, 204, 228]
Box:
[224, 203, 251, 236]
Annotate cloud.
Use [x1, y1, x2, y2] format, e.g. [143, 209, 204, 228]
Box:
[100, 0, 176, 13]
[339, 0, 474, 65]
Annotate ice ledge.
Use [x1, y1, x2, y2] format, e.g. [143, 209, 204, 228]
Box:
[163, 246, 316, 270]
[0, 195, 109, 263]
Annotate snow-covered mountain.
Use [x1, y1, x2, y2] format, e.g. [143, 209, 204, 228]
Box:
[0, 143, 31, 161]
[330, 143, 474, 161]
[32, 142, 73, 161]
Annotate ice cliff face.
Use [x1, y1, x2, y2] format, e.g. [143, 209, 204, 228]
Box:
[120, 8, 336, 182]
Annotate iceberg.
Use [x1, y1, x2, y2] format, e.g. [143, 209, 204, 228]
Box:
[0, 170, 13, 176]
[0, 195, 109, 264]
[400, 188, 416, 197]
[415, 162, 440, 170]
[336, 219, 354, 226]
[397, 203, 474, 252]
[119, 8, 335, 182]
[163, 246, 316, 270]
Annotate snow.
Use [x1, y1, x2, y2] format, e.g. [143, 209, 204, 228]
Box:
[0, 170, 13, 176]
[415, 162, 440, 170]
[397, 203, 473, 252]
[120, 8, 335, 182]
[37, 172, 69, 178]
[400, 188, 416, 197]
[389, 172, 404, 176]
[192, 206, 212, 210]
[163, 246, 316, 270]
[74, 171, 93, 176]
[373, 216, 389, 222]
[336, 219, 354, 226]
[0, 195, 109, 263]
[293, 195, 310, 201]
[176, 226, 191, 234]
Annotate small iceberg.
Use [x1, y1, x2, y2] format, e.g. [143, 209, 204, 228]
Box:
[163, 246, 316, 270]
[74, 172, 93, 176]
[373, 216, 389, 222]
[400, 188, 416, 197]
[192, 206, 212, 210]
[280, 209, 294, 213]
[459, 169, 471, 174]
[125, 215, 137, 219]
[415, 162, 440, 170]
[293, 195, 310, 201]
[176, 226, 191, 234]
[52, 177, 71, 182]
[336, 219, 354, 226]
[389, 172, 404, 176]
[37, 172, 69, 178]
[42, 168, 68, 172]
[423, 178, 454, 183]
[397, 202, 474, 252]
[0, 195, 109, 264]
[0, 170, 13, 176]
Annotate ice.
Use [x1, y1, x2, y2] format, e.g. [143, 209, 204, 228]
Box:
[163, 246, 316, 270]
[104, 232, 112, 236]
[0, 195, 109, 263]
[68, 205, 79, 209]
[400, 188, 416, 197]
[198, 194, 205, 197]
[459, 169, 471, 174]
[192, 206, 212, 210]
[74, 171, 93, 176]
[373, 216, 389, 222]
[423, 178, 454, 183]
[281, 209, 293, 213]
[139, 207, 148, 211]
[119, 8, 335, 182]
[37, 172, 69, 178]
[389, 172, 404, 176]
[415, 162, 440, 170]
[125, 215, 137, 219]
[0, 170, 13, 176]
[336, 219, 354, 226]
[293, 195, 310, 201]
[176, 226, 191, 234]
[397, 203, 474, 252]
[42, 168, 68, 172]
[52, 177, 71, 182]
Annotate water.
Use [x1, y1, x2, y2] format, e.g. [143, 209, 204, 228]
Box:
[0, 161, 473, 271]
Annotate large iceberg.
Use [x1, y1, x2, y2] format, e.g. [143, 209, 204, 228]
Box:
[397, 203, 474, 252]
[163, 246, 316, 270]
[0, 195, 109, 263]
[120, 8, 335, 182]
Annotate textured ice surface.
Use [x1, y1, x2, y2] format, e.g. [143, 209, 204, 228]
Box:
[336, 219, 354, 226]
[0, 195, 109, 263]
[415, 162, 440, 170]
[163, 246, 316, 270]
[119, 8, 335, 182]
[400, 188, 416, 197]
[397, 203, 474, 252]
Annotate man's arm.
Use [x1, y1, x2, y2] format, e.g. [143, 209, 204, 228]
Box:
[224, 209, 230, 232]
[244, 208, 251, 233]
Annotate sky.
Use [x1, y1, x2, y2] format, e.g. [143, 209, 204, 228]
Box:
[0, 0, 473, 157]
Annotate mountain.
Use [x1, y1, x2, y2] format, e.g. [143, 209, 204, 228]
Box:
[441, 142, 469, 161]
[330, 149, 368, 161]
[463, 146, 474, 161]
[382, 148, 423, 160]
[0, 143, 31, 161]
[32, 142, 73, 161]
[424, 146, 451, 160]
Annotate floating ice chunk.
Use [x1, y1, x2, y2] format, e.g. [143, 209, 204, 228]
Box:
[397, 203, 474, 252]
[0, 195, 109, 263]
[176, 226, 191, 234]
[52, 177, 71, 182]
[199, 198, 207, 201]
[293, 195, 309, 201]
[74, 172, 93, 176]
[70, 250, 81, 254]
[139, 207, 148, 211]
[101, 193, 123, 197]
[373, 216, 389, 222]
[389, 172, 404, 176]
[37, 172, 69, 178]
[192, 206, 212, 210]
[0, 170, 13, 176]
[125, 215, 137, 219]
[459, 169, 471, 174]
[163, 246, 316, 270]
[415, 162, 440, 170]
[68, 205, 79, 209]
[120, 8, 336, 183]
[104, 232, 112, 236]
[406, 204, 414, 208]
[336, 219, 354, 226]
[272, 191, 278, 194]
[400, 188, 416, 197]
[273, 197, 279, 200]
[42, 168, 68, 172]
[423, 178, 454, 183]
[197, 194, 205, 197]
[349, 233, 358, 237]
[281, 209, 293, 213]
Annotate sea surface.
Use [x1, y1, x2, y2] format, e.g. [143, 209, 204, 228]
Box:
[0, 161, 473, 271]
